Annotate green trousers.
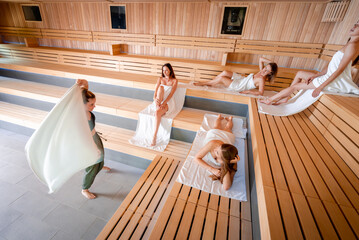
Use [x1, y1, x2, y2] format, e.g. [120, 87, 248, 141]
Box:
[82, 160, 104, 190]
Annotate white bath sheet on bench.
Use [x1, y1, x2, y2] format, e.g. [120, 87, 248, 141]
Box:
[257, 89, 323, 116]
[177, 114, 249, 201]
[130, 86, 186, 152]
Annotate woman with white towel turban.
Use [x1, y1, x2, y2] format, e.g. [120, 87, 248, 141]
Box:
[260, 21, 359, 105]
[194, 115, 240, 190]
[193, 57, 278, 96]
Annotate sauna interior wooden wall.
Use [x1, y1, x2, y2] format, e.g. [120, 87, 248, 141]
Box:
[0, 0, 358, 71]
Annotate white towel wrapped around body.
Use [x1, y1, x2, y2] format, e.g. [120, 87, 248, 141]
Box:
[129, 85, 186, 152]
[228, 73, 256, 92]
[25, 84, 100, 193]
[313, 51, 359, 94]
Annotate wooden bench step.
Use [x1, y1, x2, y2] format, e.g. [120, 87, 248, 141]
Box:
[148, 181, 252, 240]
[96, 155, 183, 240]
[0, 102, 191, 161]
[0, 77, 224, 132]
[248, 97, 359, 239]
[0, 58, 250, 104]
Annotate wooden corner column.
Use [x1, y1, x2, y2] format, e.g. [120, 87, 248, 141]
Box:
[24, 38, 39, 47]
[109, 44, 124, 55]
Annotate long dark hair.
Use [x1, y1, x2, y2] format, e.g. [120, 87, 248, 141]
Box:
[266, 62, 278, 82]
[162, 63, 176, 79]
[210, 144, 238, 183]
[82, 89, 96, 104]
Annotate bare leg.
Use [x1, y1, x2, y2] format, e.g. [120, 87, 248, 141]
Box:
[260, 82, 316, 105]
[223, 116, 233, 133]
[194, 71, 234, 87]
[155, 86, 165, 109]
[214, 114, 224, 129]
[151, 106, 168, 146]
[275, 71, 317, 104]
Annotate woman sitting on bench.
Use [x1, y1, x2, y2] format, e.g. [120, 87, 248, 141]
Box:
[193, 57, 278, 96]
[260, 21, 359, 105]
[194, 115, 240, 190]
[151, 63, 178, 146]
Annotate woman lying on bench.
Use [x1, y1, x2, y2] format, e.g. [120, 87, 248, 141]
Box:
[260, 21, 359, 105]
[194, 115, 240, 190]
[193, 57, 278, 96]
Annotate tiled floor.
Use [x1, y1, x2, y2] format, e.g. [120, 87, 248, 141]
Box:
[0, 128, 145, 240]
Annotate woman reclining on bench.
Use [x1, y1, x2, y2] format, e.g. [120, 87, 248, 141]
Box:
[194, 115, 240, 190]
[260, 21, 359, 105]
[193, 57, 278, 96]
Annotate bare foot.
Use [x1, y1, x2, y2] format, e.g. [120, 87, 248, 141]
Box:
[102, 166, 111, 172]
[272, 97, 289, 105]
[82, 189, 96, 199]
[150, 137, 157, 146]
[217, 114, 224, 120]
[259, 98, 273, 105]
[225, 116, 233, 121]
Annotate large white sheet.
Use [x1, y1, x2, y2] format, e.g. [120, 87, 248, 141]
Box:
[129, 86, 186, 152]
[257, 89, 323, 117]
[177, 114, 249, 201]
[25, 85, 100, 193]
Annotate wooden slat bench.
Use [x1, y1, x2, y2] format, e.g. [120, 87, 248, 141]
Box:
[0, 43, 298, 93]
[148, 181, 252, 240]
[0, 102, 191, 161]
[96, 155, 183, 240]
[248, 94, 359, 239]
[0, 77, 221, 132]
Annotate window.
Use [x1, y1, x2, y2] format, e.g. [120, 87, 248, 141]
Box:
[110, 5, 126, 30]
[22, 5, 42, 22]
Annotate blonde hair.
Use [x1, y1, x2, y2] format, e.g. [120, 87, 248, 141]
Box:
[210, 144, 238, 183]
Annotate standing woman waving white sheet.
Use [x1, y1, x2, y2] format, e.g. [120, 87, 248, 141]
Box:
[260, 21, 359, 105]
[151, 63, 178, 146]
[77, 79, 110, 199]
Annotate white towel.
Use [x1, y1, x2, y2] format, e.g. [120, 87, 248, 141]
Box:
[129, 86, 186, 152]
[258, 89, 323, 116]
[228, 73, 256, 92]
[177, 114, 249, 201]
[25, 85, 100, 193]
[313, 51, 359, 94]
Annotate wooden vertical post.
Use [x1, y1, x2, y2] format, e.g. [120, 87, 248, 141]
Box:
[221, 52, 228, 66]
[24, 37, 39, 47]
[109, 44, 123, 55]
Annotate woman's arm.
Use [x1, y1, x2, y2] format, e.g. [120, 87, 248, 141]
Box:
[313, 44, 358, 97]
[161, 79, 178, 107]
[154, 77, 161, 104]
[76, 79, 88, 89]
[259, 57, 273, 70]
[194, 141, 221, 177]
[222, 162, 237, 190]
